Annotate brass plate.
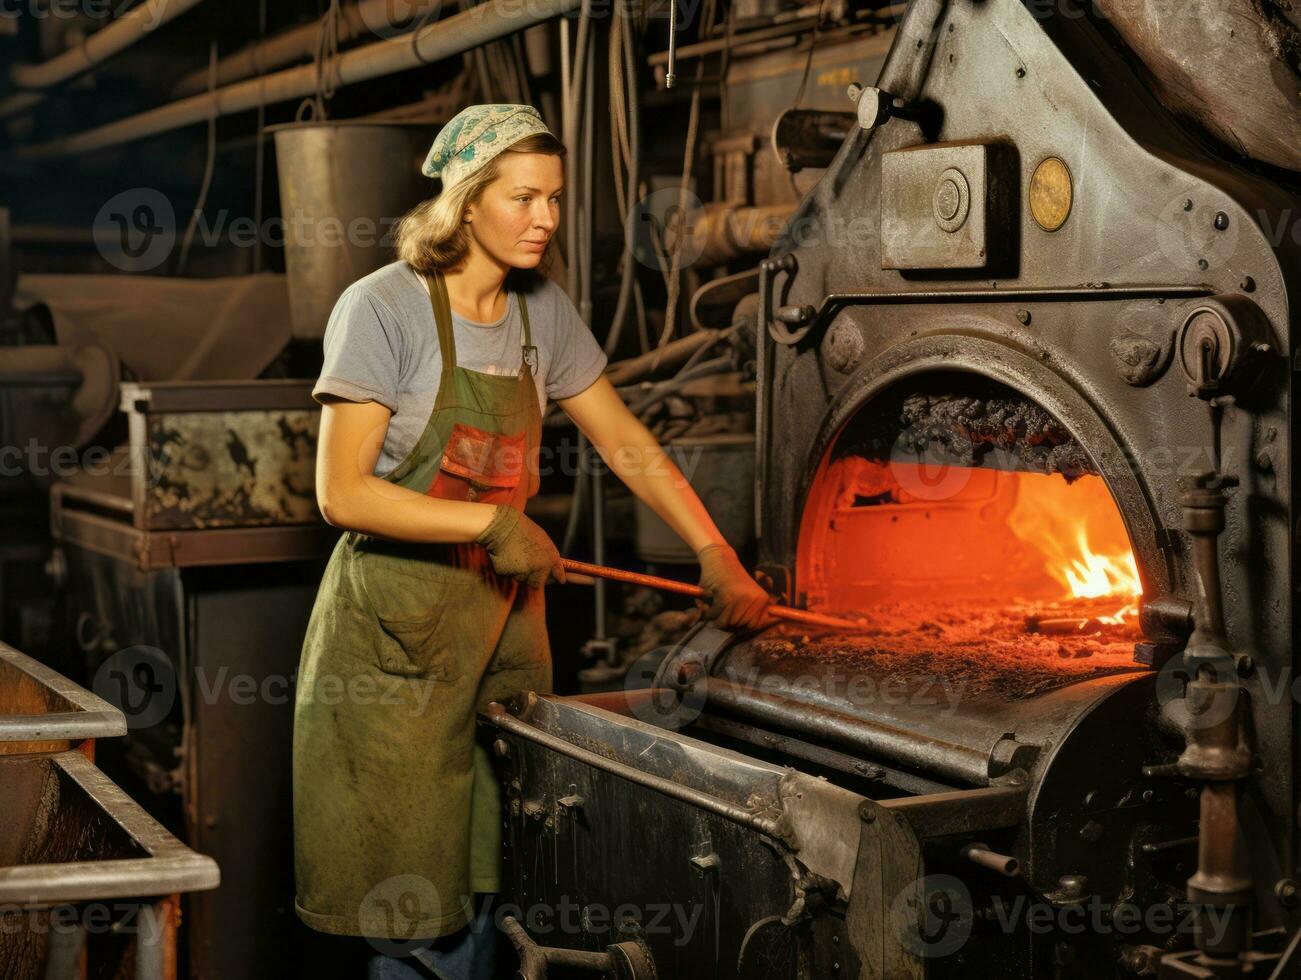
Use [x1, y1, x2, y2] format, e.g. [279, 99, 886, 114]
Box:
[1029, 156, 1072, 232]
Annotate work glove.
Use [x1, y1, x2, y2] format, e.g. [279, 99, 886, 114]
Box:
[696, 542, 773, 631]
[476, 505, 566, 589]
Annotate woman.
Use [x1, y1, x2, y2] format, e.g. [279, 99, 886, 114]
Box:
[292, 103, 772, 978]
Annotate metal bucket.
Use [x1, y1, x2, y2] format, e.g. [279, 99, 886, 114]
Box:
[270, 122, 432, 340]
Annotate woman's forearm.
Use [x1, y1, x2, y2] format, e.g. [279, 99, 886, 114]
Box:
[320, 473, 497, 543]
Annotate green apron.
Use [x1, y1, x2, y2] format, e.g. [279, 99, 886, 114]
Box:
[292, 268, 550, 940]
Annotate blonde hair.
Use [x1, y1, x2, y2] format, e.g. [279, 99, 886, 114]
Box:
[395, 132, 566, 278]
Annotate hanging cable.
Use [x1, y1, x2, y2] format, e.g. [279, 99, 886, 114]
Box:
[651, 0, 719, 363]
[295, 0, 343, 120]
[177, 41, 219, 276]
[252, 0, 267, 273]
[791, 0, 830, 108]
[604, 0, 643, 357]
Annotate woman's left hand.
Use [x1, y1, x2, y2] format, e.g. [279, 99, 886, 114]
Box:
[696, 543, 773, 631]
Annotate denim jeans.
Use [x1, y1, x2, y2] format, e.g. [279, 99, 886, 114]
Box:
[367, 896, 499, 980]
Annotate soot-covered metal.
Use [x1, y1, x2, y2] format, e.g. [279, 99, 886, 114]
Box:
[485, 0, 1301, 977]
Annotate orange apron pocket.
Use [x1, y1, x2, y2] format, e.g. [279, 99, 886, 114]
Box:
[428, 422, 527, 505]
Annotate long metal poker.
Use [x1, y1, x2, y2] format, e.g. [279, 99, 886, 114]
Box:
[559, 557, 869, 632]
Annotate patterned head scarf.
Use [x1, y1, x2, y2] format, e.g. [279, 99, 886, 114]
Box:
[421, 103, 554, 188]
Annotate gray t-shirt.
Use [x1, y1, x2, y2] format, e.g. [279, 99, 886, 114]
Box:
[313, 260, 607, 477]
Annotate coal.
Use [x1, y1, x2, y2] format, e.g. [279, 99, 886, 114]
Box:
[831, 375, 1096, 480]
[748, 597, 1142, 703]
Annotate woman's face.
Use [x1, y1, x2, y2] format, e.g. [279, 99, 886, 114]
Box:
[465, 152, 563, 270]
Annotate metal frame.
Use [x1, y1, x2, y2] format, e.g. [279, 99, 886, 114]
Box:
[0, 750, 219, 904]
[0, 641, 125, 744]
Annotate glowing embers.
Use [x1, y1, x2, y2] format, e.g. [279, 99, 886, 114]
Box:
[795, 454, 1144, 677]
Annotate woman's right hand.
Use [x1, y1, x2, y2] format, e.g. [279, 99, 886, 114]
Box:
[475, 505, 566, 589]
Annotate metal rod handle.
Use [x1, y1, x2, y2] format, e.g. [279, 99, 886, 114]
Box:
[558, 558, 868, 632]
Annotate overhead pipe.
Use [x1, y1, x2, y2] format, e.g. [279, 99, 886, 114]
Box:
[0, 0, 206, 119]
[14, 0, 581, 160]
[170, 0, 458, 98]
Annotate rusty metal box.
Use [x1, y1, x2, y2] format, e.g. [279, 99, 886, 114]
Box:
[880, 141, 994, 270]
[120, 380, 321, 530]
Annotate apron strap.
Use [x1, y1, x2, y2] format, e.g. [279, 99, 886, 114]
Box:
[428, 268, 537, 377]
[427, 269, 458, 374]
[518, 290, 537, 375]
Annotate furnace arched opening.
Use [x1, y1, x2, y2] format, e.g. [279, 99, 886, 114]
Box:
[795, 371, 1145, 675]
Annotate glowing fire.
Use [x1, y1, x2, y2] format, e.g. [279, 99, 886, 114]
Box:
[1006, 472, 1143, 622]
[1056, 526, 1142, 599]
[1053, 526, 1143, 622]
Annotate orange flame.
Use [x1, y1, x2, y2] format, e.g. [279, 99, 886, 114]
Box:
[1005, 472, 1143, 621]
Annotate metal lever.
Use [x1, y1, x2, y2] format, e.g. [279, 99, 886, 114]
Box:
[502, 916, 656, 980]
[847, 83, 919, 132]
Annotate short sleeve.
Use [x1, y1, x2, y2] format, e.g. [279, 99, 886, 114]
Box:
[312, 284, 405, 411]
[543, 283, 608, 401]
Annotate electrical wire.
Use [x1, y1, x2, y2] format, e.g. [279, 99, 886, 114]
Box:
[791, 0, 831, 108]
[651, 0, 719, 363]
[603, 0, 642, 357]
[252, 0, 267, 273]
[295, 0, 342, 120]
[176, 40, 218, 276]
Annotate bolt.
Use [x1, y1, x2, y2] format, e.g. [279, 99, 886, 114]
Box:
[1015, 66, 1026, 78]
[1141, 789, 1154, 803]
[1214, 211, 1229, 230]
[1016, 309, 1031, 325]
[1183, 199, 1194, 211]
[1079, 820, 1104, 843]
[1237, 654, 1256, 677]
[1276, 879, 1300, 909]
[493, 738, 511, 759]
[847, 82, 863, 103]
[1198, 258, 1209, 270]
[859, 803, 876, 823]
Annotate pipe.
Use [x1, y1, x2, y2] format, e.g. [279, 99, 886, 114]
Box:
[961, 842, 1020, 877]
[171, 0, 458, 98]
[689, 202, 797, 267]
[483, 702, 795, 843]
[14, 0, 581, 160]
[0, 0, 206, 119]
[696, 676, 994, 786]
[604, 328, 723, 386]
